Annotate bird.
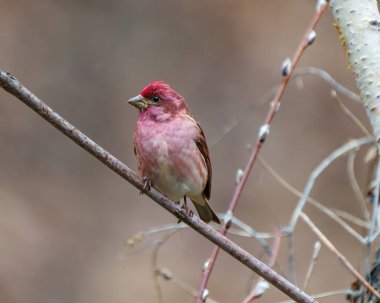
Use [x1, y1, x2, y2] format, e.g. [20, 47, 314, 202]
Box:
[128, 81, 220, 224]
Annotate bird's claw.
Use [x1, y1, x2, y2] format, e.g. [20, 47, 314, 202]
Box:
[178, 201, 193, 223]
[140, 177, 152, 195]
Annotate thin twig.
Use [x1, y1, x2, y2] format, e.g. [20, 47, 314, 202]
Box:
[300, 212, 380, 300]
[302, 241, 321, 291]
[196, 4, 328, 301]
[287, 234, 297, 285]
[331, 91, 371, 136]
[0, 71, 316, 303]
[330, 208, 370, 229]
[369, 160, 380, 243]
[126, 223, 188, 248]
[156, 268, 219, 303]
[295, 66, 360, 102]
[261, 138, 374, 287]
[241, 228, 282, 303]
[209, 87, 276, 147]
[270, 138, 373, 288]
[259, 156, 368, 243]
[230, 216, 272, 255]
[210, 66, 360, 149]
[126, 217, 275, 254]
[347, 151, 371, 221]
[287, 137, 374, 232]
[366, 160, 380, 279]
[277, 289, 351, 303]
[151, 231, 178, 303]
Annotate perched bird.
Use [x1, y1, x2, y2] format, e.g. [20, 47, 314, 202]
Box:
[128, 81, 220, 224]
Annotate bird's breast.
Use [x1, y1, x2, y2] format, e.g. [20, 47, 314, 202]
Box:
[134, 116, 207, 201]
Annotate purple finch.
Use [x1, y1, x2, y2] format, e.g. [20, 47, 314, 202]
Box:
[128, 81, 220, 224]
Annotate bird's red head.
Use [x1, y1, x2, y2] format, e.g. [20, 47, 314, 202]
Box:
[140, 81, 171, 100]
[128, 81, 188, 121]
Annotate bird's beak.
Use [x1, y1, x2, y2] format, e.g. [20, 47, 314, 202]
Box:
[128, 95, 148, 110]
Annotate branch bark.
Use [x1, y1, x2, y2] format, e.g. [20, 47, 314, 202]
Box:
[0, 71, 316, 303]
[330, 0, 380, 281]
[330, 0, 380, 145]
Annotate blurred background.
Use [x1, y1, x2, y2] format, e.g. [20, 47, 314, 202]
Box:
[0, 1, 375, 302]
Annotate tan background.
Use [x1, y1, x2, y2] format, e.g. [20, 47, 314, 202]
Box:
[0, 1, 373, 302]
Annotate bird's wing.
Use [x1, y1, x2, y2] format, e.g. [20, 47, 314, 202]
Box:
[193, 119, 212, 200]
[133, 129, 144, 176]
[133, 129, 138, 156]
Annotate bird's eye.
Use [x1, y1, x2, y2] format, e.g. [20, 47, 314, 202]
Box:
[152, 95, 160, 102]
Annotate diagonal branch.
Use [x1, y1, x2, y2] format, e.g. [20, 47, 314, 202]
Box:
[287, 137, 374, 232]
[0, 70, 316, 303]
[241, 228, 282, 303]
[300, 212, 380, 300]
[196, 3, 328, 301]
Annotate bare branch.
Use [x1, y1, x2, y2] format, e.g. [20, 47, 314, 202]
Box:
[330, 208, 370, 229]
[347, 151, 371, 221]
[210, 66, 360, 150]
[287, 137, 374, 232]
[332, 91, 371, 136]
[126, 216, 275, 252]
[209, 87, 276, 147]
[277, 289, 350, 303]
[196, 3, 329, 300]
[0, 71, 316, 303]
[295, 67, 360, 103]
[302, 241, 321, 291]
[241, 228, 282, 303]
[156, 268, 220, 303]
[259, 156, 368, 243]
[151, 232, 177, 303]
[365, 160, 380, 279]
[300, 212, 380, 300]
[369, 161, 380, 243]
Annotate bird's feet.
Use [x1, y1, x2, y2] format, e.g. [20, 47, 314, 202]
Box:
[177, 197, 193, 223]
[180, 204, 193, 217]
[140, 177, 152, 195]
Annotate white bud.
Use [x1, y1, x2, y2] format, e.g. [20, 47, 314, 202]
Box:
[281, 58, 292, 76]
[312, 241, 321, 258]
[270, 100, 281, 112]
[306, 30, 317, 45]
[316, 0, 326, 12]
[235, 169, 244, 184]
[330, 90, 337, 98]
[224, 210, 233, 226]
[258, 124, 270, 143]
[203, 259, 210, 271]
[159, 268, 173, 280]
[255, 280, 270, 296]
[201, 289, 209, 302]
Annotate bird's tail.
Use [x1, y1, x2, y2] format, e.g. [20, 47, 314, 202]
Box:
[191, 196, 220, 224]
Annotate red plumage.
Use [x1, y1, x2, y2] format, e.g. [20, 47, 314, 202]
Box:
[128, 81, 220, 224]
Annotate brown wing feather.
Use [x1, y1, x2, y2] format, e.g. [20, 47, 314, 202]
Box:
[194, 122, 212, 200]
[133, 130, 144, 177]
